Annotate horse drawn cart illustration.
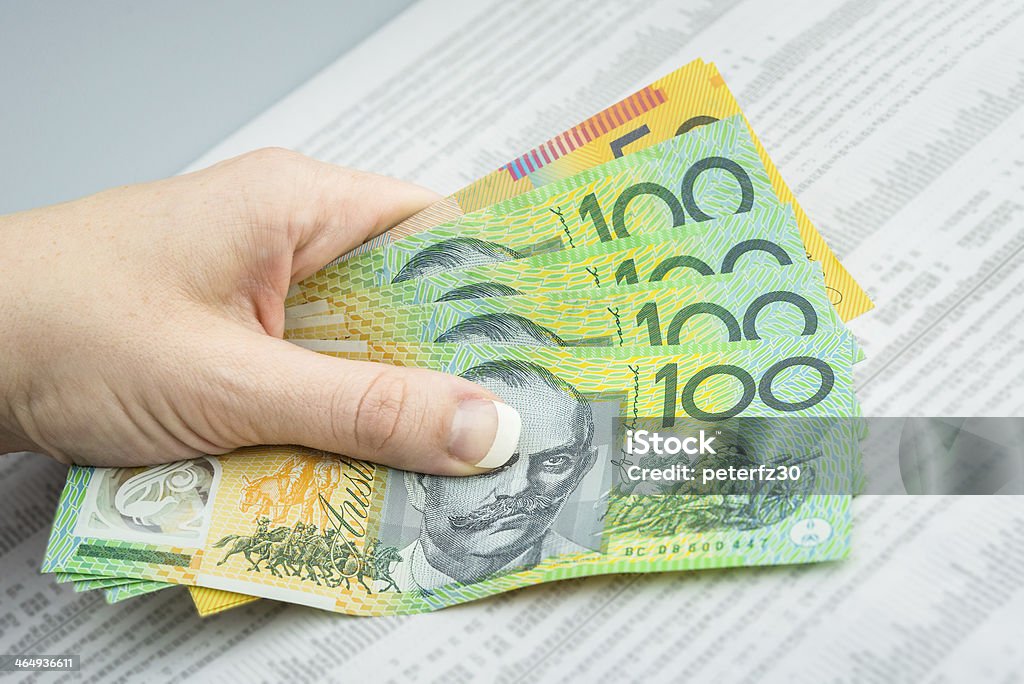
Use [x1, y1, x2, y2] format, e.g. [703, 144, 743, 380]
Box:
[213, 455, 403, 593]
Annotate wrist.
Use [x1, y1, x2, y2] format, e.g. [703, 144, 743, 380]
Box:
[0, 347, 38, 454]
[0, 416, 36, 454]
[0, 213, 42, 455]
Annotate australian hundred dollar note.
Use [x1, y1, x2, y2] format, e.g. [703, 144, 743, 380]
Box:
[44, 337, 859, 615]
[293, 116, 780, 295]
[295, 205, 826, 317]
[288, 263, 846, 353]
[292, 58, 869, 320]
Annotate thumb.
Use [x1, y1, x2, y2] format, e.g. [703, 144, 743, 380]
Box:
[215, 333, 522, 476]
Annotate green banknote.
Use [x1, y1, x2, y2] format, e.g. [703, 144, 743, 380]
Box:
[55, 571, 121, 584]
[44, 337, 857, 616]
[53, 568, 164, 597]
[294, 204, 813, 316]
[56, 573, 139, 591]
[334, 59, 870, 322]
[292, 115, 777, 297]
[288, 264, 841, 351]
[103, 581, 173, 604]
[75, 578, 137, 591]
[55, 573, 172, 600]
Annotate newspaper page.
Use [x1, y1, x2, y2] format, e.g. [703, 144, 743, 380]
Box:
[2, 0, 1023, 680]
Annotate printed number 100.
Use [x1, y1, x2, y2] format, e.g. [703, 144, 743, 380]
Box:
[654, 357, 835, 426]
[577, 156, 754, 243]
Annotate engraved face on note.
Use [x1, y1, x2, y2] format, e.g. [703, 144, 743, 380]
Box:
[402, 360, 597, 590]
[391, 237, 522, 283]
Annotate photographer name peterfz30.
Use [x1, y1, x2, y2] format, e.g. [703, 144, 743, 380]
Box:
[623, 430, 802, 484]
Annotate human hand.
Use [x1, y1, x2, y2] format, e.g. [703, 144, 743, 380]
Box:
[0, 149, 520, 474]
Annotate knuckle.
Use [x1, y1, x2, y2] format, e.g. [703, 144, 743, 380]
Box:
[209, 148, 311, 233]
[223, 148, 308, 196]
[351, 370, 415, 457]
[239, 146, 305, 171]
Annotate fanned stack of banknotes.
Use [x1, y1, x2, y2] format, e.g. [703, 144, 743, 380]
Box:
[42, 59, 870, 616]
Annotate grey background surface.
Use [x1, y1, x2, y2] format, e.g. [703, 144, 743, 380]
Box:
[0, 1, 416, 215]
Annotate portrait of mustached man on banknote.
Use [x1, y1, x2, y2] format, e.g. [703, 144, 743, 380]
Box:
[390, 359, 598, 592]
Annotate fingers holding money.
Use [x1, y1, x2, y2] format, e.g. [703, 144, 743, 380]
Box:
[193, 328, 522, 476]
